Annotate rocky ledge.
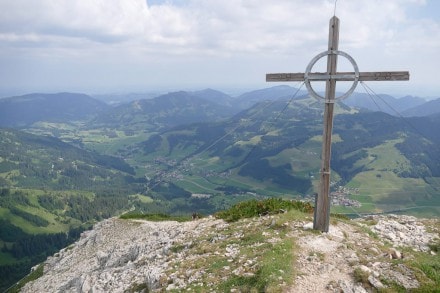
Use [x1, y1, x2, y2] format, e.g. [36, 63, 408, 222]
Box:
[21, 214, 439, 292]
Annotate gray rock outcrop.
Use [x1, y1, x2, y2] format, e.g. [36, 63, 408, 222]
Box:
[22, 217, 224, 292]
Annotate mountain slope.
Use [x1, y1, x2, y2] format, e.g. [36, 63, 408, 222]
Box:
[18, 209, 440, 292]
[0, 128, 148, 291]
[0, 128, 137, 190]
[236, 85, 307, 109]
[121, 97, 440, 214]
[343, 93, 426, 115]
[0, 93, 109, 127]
[133, 96, 333, 194]
[402, 97, 440, 117]
[92, 91, 237, 131]
[192, 88, 234, 107]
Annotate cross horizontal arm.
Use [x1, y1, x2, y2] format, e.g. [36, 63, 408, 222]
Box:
[266, 71, 409, 82]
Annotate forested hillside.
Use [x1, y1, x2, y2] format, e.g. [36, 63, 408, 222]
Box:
[0, 128, 137, 190]
[0, 128, 144, 290]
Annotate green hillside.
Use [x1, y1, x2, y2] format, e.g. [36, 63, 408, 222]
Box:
[1, 89, 439, 290]
[92, 91, 236, 132]
[109, 98, 440, 217]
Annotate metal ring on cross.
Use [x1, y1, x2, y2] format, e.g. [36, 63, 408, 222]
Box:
[304, 50, 359, 101]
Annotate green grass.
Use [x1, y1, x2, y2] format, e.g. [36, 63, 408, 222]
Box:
[175, 177, 220, 194]
[128, 194, 153, 204]
[268, 147, 320, 174]
[347, 171, 440, 214]
[404, 248, 440, 292]
[72, 129, 150, 156]
[340, 138, 440, 216]
[229, 174, 295, 197]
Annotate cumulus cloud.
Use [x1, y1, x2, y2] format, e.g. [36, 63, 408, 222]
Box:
[1, 0, 430, 54]
[0, 0, 438, 94]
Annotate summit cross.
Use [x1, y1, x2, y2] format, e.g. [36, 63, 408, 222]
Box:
[266, 16, 409, 232]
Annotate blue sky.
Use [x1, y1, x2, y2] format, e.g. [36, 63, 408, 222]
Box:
[0, 0, 439, 98]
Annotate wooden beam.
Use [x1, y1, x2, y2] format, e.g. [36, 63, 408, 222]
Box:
[266, 73, 305, 82]
[357, 71, 410, 81]
[313, 16, 339, 232]
[267, 71, 409, 82]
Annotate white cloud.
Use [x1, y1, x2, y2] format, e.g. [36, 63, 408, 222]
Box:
[0, 0, 439, 95]
[0, 0, 434, 54]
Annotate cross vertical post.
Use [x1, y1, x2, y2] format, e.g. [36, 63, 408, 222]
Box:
[314, 16, 339, 232]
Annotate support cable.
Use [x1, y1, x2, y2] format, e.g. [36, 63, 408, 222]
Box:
[360, 81, 432, 141]
[333, 0, 338, 17]
[355, 81, 440, 205]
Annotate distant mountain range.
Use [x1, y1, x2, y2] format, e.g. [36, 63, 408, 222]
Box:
[342, 93, 436, 116]
[1, 87, 439, 130]
[91, 91, 237, 131]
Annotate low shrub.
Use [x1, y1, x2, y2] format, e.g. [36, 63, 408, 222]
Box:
[214, 198, 313, 222]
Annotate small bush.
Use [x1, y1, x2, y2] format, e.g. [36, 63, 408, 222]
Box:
[330, 213, 350, 221]
[214, 198, 313, 222]
[353, 267, 370, 288]
[127, 282, 149, 293]
[428, 239, 440, 253]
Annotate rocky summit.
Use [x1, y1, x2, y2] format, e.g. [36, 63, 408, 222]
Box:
[21, 213, 439, 292]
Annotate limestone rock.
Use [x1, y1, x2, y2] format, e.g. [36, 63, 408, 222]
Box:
[21, 217, 225, 292]
[388, 248, 403, 259]
[370, 215, 438, 251]
[368, 275, 384, 289]
[20, 214, 438, 292]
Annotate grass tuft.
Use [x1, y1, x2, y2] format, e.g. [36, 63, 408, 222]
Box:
[353, 267, 371, 289]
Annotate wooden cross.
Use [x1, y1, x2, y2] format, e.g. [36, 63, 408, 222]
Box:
[266, 16, 409, 232]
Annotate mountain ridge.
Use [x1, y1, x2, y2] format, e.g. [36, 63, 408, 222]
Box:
[402, 97, 440, 117]
[0, 92, 109, 127]
[91, 90, 237, 131]
[17, 210, 440, 292]
[342, 93, 427, 115]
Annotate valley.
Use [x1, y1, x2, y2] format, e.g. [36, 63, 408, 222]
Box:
[0, 86, 439, 290]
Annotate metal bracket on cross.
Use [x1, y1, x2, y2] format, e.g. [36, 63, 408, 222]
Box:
[304, 50, 359, 101]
